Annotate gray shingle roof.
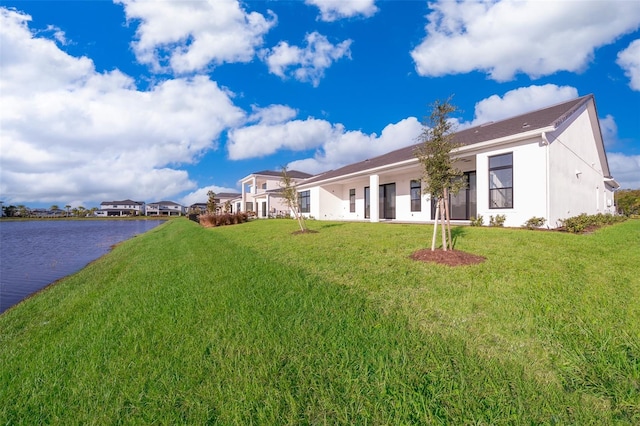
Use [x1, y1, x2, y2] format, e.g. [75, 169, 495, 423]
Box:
[253, 170, 313, 179]
[301, 94, 593, 186]
[215, 192, 241, 198]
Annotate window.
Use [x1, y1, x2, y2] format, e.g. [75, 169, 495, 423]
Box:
[299, 190, 310, 213]
[410, 180, 421, 212]
[379, 183, 396, 219]
[349, 189, 356, 213]
[489, 153, 513, 208]
[364, 187, 370, 218]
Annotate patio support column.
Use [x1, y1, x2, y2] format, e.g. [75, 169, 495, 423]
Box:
[241, 181, 246, 212]
[370, 174, 379, 223]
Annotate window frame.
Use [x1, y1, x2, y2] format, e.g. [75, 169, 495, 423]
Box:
[410, 180, 421, 212]
[488, 152, 513, 209]
[349, 188, 356, 213]
[364, 186, 370, 219]
[299, 190, 311, 213]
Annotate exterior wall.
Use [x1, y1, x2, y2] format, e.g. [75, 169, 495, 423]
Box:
[547, 106, 611, 226]
[475, 139, 548, 228]
[315, 184, 344, 220]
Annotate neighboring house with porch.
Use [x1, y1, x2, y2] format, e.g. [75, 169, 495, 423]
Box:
[239, 170, 313, 218]
[146, 201, 185, 216]
[95, 199, 146, 217]
[216, 192, 242, 213]
[295, 94, 618, 228]
[188, 192, 241, 215]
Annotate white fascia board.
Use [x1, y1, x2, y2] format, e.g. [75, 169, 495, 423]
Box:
[455, 126, 556, 155]
[297, 158, 419, 189]
[298, 127, 556, 189]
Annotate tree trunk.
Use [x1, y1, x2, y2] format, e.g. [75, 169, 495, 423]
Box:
[444, 187, 453, 250]
[294, 207, 306, 232]
[431, 197, 439, 251]
[439, 198, 447, 251]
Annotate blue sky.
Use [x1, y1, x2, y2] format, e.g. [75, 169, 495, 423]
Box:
[1, 0, 639, 209]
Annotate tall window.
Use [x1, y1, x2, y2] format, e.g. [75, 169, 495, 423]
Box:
[299, 190, 310, 213]
[489, 153, 513, 208]
[410, 180, 421, 212]
[364, 187, 370, 218]
[349, 189, 356, 213]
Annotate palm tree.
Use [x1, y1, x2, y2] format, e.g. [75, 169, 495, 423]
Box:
[65, 205, 71, 217]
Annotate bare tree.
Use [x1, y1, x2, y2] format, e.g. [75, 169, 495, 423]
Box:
[280, 166, 307, 232]
[415, 97, 466, 251]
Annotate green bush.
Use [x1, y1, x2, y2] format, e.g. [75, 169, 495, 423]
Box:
[523, 216, 546, 229]
[561, 213, 626, 233]
[470, 215, 484, 226]
[198, 212, 250, 227]
[489, 214, 506, 227]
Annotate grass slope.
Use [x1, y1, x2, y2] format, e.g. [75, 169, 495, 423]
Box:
[1, 219, 638, 424]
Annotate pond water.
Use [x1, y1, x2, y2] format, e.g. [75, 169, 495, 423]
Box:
[0, 220, 164, 313]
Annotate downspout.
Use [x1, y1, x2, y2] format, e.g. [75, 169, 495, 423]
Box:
[542, 132, 551, 226]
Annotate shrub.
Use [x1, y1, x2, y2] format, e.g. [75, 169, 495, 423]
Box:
[489, 214, 506, 227]
[523, 216, 546, 229]
[560, 213, 626, 233]
[470, 215, 484, 226]
[197, 212, 250, 228]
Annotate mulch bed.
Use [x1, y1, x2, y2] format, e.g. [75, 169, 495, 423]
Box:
[410, 249, 486, 267]
[292, 229, 320, 235]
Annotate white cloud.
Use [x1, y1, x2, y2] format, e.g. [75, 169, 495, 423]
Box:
[179, 185, 240, 207]
[287, 117, 423, 174]
[116, 0, 276, 73]
[262, 32, 352, 86]
[468, 84, 579, 126]
[411, 0, 640, 81]
[599, 115, 618, 147]
[305, 0, 378, 22]
[0, 8, 245, 206]
[227, 117, 337, 160]
[248, 104, 298, 125]
[608, 153, 640, 189]
[617, 39, 640, 91]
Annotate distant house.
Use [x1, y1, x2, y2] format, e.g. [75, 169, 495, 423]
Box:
[146, 201, 185, 216]
[188, 192, 241, 215]
[31, 208, 65, 218]
[216, 192, 242, 213]
[188, 203, 208, 215]
[239, 170, 313, 218]
[294, 94, 617, 228]
[95, 200, 145, 217]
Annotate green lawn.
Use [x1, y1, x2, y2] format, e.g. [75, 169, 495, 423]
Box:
[1, 218, 639, 424]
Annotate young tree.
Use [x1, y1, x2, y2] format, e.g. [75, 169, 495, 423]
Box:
[206, 191, 217, 214]
[415, 97, 466, 251]
[280, 166, 307, 232]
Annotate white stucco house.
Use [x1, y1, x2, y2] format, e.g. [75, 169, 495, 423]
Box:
[239, 170, 313, 218]
[146, 201, 185, 216]
[295, 94, 618, 228]
[95, 199, 146, 217]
